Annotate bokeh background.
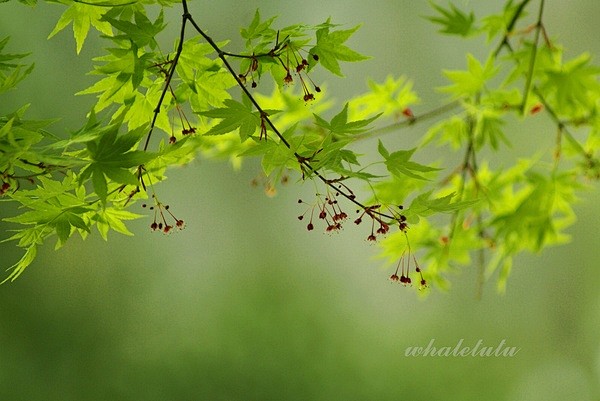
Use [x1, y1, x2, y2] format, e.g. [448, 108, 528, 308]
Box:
[1, 1, 600, 400]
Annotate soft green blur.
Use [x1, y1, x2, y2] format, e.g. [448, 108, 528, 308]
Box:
[1, 1, 600, 400]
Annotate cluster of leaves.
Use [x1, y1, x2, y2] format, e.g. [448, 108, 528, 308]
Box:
[379, 0, 600, 292]
[1, 0, 599, 295]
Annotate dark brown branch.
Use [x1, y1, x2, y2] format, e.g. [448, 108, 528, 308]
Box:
[142, 4, 191, 151]
[182, 4, 401, 222]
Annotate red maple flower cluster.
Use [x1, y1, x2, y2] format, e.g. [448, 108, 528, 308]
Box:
[237, 42, 321, 102]
[142, 195, 185, 234]
[389, 250, 427, 290]
[297, 191, 348, 233]
[279, 50, 321, 102]
[353, 204, 404, 242]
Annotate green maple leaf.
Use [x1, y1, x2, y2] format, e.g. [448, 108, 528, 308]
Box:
[0, 36, 34, 93]
[240, 9, 277, 46]
[101, 11, 165, 49]
[403, 191, 478, 222]
[2, 175, 93, 282]
[79, 124, 153, 203]
[313, 103, 380, 135]
[309, 19, 370, 77]
[441, 53, 497, 97]
[378, 140, 440, 180]
[4, 176, 92, 247]
[426, 1, 477, 37]
[541, 52, 600, 116]
[48, 2, 113, 54]
[200, 99, 278, 141]
[93, 207, 142, 240]
[350, 75, 420, 120]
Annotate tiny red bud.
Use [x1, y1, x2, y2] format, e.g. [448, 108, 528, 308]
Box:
[530, 103, 543, 115]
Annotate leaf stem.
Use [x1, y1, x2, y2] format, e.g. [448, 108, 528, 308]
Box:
[492, 0, 532, 57]
[354, 100, 461, 141]
[520, 0, 545, 115]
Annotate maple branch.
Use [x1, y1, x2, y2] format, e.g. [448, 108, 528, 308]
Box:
[143, 3, 191, 151]
[182, 1, 402, 223]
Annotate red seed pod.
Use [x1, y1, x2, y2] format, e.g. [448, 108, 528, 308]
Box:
[303, 93, 314, 102]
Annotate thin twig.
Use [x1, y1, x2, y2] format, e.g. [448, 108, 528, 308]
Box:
[520, 0, 545, 115]
[354, 100, 461, 141]
[493, 0, 532, 57]
[143, 4, 191, 151]
[149, 0, 401, 223]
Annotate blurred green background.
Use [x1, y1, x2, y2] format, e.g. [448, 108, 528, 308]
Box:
[1, 1, 600, 400]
